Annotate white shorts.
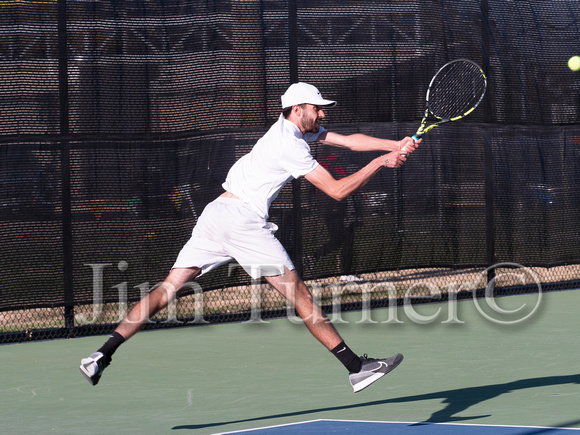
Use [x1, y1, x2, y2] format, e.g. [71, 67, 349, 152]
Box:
[172, 197, 294, 279]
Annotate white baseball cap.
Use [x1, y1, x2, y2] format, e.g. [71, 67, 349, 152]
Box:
[281, 82, 337, 109]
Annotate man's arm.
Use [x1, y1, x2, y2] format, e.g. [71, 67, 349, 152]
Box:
[305, 151, 405, 202]
[317, 131, 419, 154]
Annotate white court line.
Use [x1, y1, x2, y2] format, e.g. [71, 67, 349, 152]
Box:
[214, 419, 580, 434]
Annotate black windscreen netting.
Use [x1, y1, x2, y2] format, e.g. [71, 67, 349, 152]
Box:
[1, 0, 580, 341]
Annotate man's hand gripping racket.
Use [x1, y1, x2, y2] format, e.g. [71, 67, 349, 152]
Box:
[401, 59, 487, 157]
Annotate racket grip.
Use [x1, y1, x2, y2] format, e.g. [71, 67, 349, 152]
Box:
[402, 134, 420, 157]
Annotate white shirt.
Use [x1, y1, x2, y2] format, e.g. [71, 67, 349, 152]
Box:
[222, 114, 324, 219]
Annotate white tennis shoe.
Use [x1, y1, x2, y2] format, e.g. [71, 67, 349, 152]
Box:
[80, 352, 109, 386]
[348, 353, 404, 393]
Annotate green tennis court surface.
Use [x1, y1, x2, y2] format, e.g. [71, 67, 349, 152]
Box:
[2, 289, 579, 434]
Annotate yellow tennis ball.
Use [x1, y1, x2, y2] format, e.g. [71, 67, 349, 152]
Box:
[568, 56, 580, 71]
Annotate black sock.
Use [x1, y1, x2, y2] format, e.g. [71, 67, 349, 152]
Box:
[97, 331, 125, 363]
[331, 341, 362, 373]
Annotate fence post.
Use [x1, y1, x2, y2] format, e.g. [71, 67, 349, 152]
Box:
[58, 0, 75, 336]
[479, 0, 496, 290]
[483, 131, 496, 289]
[288, 0, 304, 275]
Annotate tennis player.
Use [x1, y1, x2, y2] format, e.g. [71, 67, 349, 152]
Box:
[80, 82, 418, 393]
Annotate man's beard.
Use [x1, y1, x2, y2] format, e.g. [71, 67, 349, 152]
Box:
[301, 115, 320, 133]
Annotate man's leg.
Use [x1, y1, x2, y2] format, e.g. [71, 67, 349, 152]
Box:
[80, 267, 200, 385]
[265, 267, 342, 348]
[265, 267, 404, 393]
[115, 267, 201, 340]
[265, 267, 360, 366]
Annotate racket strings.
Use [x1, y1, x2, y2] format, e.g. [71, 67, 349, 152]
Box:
[427, 61, 486, 119]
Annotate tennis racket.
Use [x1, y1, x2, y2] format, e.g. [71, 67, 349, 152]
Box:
[402, 59, 487, 156]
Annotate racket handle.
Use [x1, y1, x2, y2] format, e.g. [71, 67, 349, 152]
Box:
[402, 134, 421, 158]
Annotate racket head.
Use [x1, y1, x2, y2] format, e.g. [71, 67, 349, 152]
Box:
[426, 59, 487, 121]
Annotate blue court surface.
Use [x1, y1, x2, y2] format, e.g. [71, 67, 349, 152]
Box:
[218, 419, 580, 435]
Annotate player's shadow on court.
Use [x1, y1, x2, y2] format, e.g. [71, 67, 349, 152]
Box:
[172, 374, 580, 431]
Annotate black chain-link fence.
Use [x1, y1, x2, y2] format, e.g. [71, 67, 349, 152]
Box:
[2, 0, 580, 343]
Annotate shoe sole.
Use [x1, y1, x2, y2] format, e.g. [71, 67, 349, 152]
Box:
[353, 353, 404, 393]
